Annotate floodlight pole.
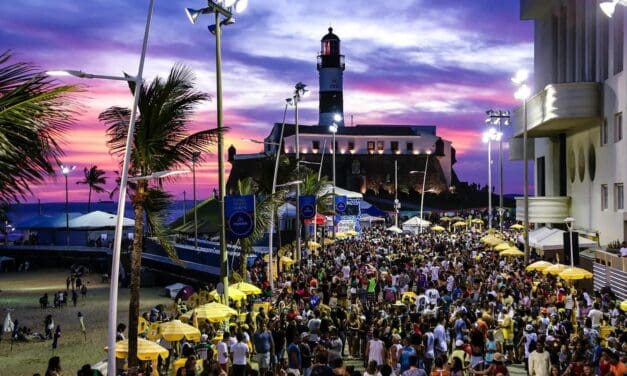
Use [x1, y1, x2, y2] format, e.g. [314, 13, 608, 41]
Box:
[419, 152, 430, 233]
[107, 0, 155, 374]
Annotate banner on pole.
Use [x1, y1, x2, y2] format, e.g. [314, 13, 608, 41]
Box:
[335, 195, 347, 214]
[225, 195, 255, 239]
[299, 195, 316, 219]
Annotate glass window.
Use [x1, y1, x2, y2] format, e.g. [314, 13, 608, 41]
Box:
[614, 8, 624, 75]
[377, 141, 384, 151]
[568, 148, 576, 183]
[348, 141, 355, 151]
[616, 183, 624, 210]
[601, 184, 609, 211]
[367, 141, 375, 153]
[601, 118, 608, 146]
[391, 141, 399, 152]
[312, 140, 320, 150]
[578, 146, 586, 182]
[588, 145, 596, 181]
[615, 112, 623, 142]
[406, 142, 413, 153]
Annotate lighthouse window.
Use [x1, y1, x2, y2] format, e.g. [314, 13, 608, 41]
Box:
[367, 141, 375, 154]
[322, 40, 331, 56]
[312, 140, 320, 151]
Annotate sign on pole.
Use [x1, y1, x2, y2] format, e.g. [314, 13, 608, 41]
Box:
[225, 194, 255, 239]
[335, 195, 347, 214]
[299, 195, 316, 219]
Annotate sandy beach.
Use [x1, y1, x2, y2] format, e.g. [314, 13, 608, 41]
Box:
[0, 268, 172, 376]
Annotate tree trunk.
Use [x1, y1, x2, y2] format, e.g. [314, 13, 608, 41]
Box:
[87, 187, 92, 212]
[127, 183, 145, 375]
[240, 239, 249, 281]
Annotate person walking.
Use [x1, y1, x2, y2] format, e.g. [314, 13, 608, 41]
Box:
[252, 321, 275, 375]
[216, 331, 230, 374]
[45, 356, 62, 376]
[230, 332, 249, 376]
[528, 341, 551, 376]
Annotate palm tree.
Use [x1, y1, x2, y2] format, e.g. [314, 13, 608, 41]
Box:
[99, 64, 216, 371]
[76, 165, 107, 212]
[232, 177, 283, 279]
[0, 50, 79, 203]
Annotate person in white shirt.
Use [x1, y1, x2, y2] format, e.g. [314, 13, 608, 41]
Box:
[433, 317, 448, 357]
[230, 332, 249, 376]
[365, 330, 386, 366]
[217, 331, 230, 373]
[619, 241, 627, 256]
[528, 340, 551, 376]
[587, 302, 605, 330]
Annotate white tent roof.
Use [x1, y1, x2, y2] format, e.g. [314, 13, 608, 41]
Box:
[317, 184, 363, 199]
[278, 203, 296, 218]
[68, 211, 134, 229]
[386, 225, 403, 233]
[519, 227, 597, 251]
[359, 214, 385, 222]
[402, 217, 431, 227]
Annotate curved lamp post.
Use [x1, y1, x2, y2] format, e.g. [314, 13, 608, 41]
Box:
[292, 82, 309, 261]
[60, 164, 76, 247]
[483, 128, 503, 230]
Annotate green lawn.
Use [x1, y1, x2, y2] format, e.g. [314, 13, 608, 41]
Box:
[0, 269, 172, 376]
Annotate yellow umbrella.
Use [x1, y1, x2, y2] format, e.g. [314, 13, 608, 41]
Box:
[499, 248, 525, 257]
[440, 217, 452, 222]
[180, 302, 238, 323]
[307, 240, 321, 249]
[559, 267, 593, 280]
[323, 238, 335, 245]
[471, 218, 484, 224]
[158, 319, 201, 342]
[431, 225, 446, 232]
[106, 338, 169, 360]
[494, 242, 510, 251]
[346, 230, 359, 236]
[231, 282, 262, 295]
[335, 232, 347, 239]
[526, 260, 553, 272]
[452, 216, 464, 221]
[138, 316, 149, 334]
[620, 300, 627, 312]
[401, 291, 417, 302]
[209, 287, 247, 301]
[510, 224, 524, 230]
[542, 263, 568, 275]
[280, 256, 296, 266]
[453, 221, 467, 227]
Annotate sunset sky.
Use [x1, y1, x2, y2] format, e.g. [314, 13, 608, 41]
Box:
[1, 0, 534, 203]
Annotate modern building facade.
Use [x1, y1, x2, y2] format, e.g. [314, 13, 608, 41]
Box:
[514, 0, 626, 246]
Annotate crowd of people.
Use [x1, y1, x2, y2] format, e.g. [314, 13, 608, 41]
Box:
[40, 224, 627, 376]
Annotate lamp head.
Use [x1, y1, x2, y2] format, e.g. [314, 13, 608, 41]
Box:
[185, 8, 203, 24]
[295, 82, 309, 98]
[426, 150, 432, 155]
[329, 124, 338, 133]
[514, 84, 531, 101]
[234, 0, 248, 13]
[511, 69, 529, 85]
[333, 113, 342, 122]
[600, 1, 619, 17]
[564, 217, 575, 224]
[60, 165, 76, 175]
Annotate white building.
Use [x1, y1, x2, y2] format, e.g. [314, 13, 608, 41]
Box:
[514, 0, 626, 246]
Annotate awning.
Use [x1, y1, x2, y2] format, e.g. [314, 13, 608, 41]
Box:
[518, 227, 597, 251]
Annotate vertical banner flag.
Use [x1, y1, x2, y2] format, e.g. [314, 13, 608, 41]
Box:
[335, 195, 347, 214]
[299, 195, 317, 219]
[225, 194, 255, 239]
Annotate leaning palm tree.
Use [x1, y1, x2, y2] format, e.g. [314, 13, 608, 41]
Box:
[232, 177, 283, 279]
[0, 50, 79, 203]
[297, 169, 332, 244]
[99, 64, 216, 372]
[76, 165, 107, 212]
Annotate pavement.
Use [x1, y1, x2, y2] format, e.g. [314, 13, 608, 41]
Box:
[340, 357, 528, 375]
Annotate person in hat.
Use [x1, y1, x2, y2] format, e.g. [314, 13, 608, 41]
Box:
[449, 339, 470, 375]
[470, 352, 509, 375]
[518, 324, 537, 372]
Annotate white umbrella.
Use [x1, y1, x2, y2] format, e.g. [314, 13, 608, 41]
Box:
[386, 225, 403, 234]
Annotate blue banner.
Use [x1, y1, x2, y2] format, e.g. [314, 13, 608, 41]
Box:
[335, 195, 347, 214]
[225, 195, 255, 239]
[299, 195, 317, 219]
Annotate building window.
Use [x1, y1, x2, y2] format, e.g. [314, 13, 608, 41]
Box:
[312, 140, 320, 151]
[601, 118, 608, 145]
[406, 142, 413, 153]
[616, 183, 625, 210]
[537, 157, 546, 196]
[614, 7, 624, 75]
[601, 184, 609, 211]
[348, 141, 355, 152]
[390, 141, 399, 153]
[615, 112, 623, 142]
[376, 141, 384, 152]
[367, 141, 375, 154]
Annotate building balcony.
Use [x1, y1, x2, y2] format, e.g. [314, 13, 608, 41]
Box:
[512, 82, 602, 138]
[515, 196, 570, 224]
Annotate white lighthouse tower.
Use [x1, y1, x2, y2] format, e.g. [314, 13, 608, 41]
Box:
[318, 27, 345, 127]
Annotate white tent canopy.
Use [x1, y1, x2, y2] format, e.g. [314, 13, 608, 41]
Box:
[386, 225, 403, 234]
[401, 216, 431, 234]
[317, 184, 363, 199]
[359, 214, 385, 223]
[164, 283, 189, 298]
[519, 227, 597, 251]
[68, 211, 134, 229]
[278, 203, 296, 219]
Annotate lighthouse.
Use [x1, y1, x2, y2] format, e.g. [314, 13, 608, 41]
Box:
[318, 27, 345, 127]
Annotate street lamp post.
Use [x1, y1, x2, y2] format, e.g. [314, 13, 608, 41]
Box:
[191, 152, 200, 249]
[483, 128, 503, 230]
[564, 217, 575, 267]
[394, 160, 399, 228]
[513, 69, 531, 264]
[60, 164, 75, 247]
[47, 3, 153, 371]
[329, 121, 338, 237]
[292, 82, 309, 261]
[419, 151, 431, 233]
[185, 0, 247, 308]
[486, 110, 510, 231]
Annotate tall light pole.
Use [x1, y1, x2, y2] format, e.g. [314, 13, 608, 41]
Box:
[600, 0, 627, 17]
[60, 164, 75, 246]
[183, 191, 187, 225]
[564, 217, 575, 267]
[329, 119, 339, 237]
[513, 69, 531, 263]
[242, 100, 289, 291]
[185, 0, 247, 308]
[292, 82, 309, 261]
[191, 151, 201, 249]
[483, 128, 503, 230]
[394, 160, 399, 228]
[486, 110, 510, 232]
[50, 1, 154, 373]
